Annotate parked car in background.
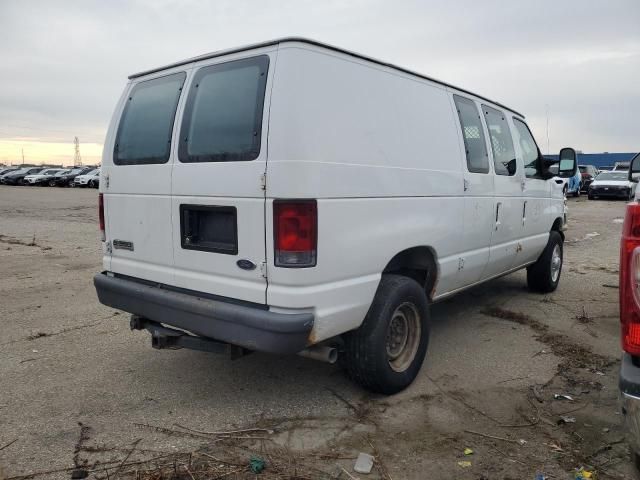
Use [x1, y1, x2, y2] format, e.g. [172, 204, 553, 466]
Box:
[549, 163, 582, 196]
[73, 168, 100, 187]
[0, 167, 20, 177]
[23, 168, 69, 186]
[49, 167, 94, 187]
[1, 167, 44, 185]
[579, 165, 599, 192]
[613, 161, 631, 172]
[588, 171, 636, 200]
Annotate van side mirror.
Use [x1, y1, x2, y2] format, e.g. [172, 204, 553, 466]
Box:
[557, 147, 578, 178]
[629, 152, 640, 183]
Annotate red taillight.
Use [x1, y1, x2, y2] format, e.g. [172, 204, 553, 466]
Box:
[98, 193, 106, 242]
[274, 200, 317, 267]
[620, 202, 640, 355]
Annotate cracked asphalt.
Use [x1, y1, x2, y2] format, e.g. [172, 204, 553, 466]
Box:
[0, 186, 633, 479]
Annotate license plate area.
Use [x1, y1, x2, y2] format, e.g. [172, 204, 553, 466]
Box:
[180, 205, 238, 255]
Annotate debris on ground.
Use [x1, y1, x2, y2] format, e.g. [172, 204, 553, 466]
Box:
[575, 467, 594, 479]
[575, 306, 591, 324]
[354, 452, 374, 474]
[463, 447, 473, 455]
[558, 416, 576, 425]
[554, 394, 574, 401]
[457, 461, 472, 468]
[249, 455, 266, 474]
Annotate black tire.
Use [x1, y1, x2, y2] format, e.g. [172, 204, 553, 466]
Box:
[588, 194, 594, 200]
[49, 180, 56, 187]
[343, 274, 430, 394]
[527, 231, 563, 293]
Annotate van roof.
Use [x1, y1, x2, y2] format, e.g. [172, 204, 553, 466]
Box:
[129, 37, 524, 118]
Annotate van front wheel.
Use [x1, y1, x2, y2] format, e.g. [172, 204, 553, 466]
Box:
[343, 274, 430, 394]
[527, 231, 563, 293]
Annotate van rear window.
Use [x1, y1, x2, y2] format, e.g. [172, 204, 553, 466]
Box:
[114, 72, 186, 165]
[178, 55, 269, 163]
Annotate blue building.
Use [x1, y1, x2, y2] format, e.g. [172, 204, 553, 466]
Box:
[545, 152, 638, 170]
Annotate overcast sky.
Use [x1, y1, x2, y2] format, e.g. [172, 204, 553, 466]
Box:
[1, 0, 638, 165]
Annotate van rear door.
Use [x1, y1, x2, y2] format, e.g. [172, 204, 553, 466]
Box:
[170, 52, 273, 305]
[103, 69, 187, 285]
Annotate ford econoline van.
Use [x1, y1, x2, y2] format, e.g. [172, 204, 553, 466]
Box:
[94, 38, 577, 393]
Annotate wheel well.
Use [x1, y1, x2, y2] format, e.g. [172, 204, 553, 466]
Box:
[551, 217, 565, 241]
[382, 247, 438, 300]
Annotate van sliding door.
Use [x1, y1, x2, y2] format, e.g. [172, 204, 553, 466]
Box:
[452, 94, 493, 287]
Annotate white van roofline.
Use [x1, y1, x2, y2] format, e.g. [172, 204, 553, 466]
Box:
[128, 37, 525, 118]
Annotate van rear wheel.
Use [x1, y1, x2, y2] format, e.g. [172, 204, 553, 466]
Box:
[343, 274, 430, 394]
[527, 231, 563, 293]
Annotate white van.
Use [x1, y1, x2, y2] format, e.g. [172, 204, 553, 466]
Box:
[94, 38, 577, 394]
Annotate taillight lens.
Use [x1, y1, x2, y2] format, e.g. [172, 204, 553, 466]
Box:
[98, 193, 105, 242]
[274, 200, 317, 267]
[620, 202, 640, 355]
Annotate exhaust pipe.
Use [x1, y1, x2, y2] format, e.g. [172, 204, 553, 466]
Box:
[297, 345, 338, 364]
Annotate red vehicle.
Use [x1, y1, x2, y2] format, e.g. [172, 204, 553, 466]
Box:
[618, 152, 640, 472]
[579, 164, 598, 192]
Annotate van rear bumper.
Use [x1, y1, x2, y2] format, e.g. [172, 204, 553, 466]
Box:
[93, 272, 314, 354]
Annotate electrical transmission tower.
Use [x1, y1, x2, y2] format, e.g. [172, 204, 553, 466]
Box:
[74, 137, 82, 165]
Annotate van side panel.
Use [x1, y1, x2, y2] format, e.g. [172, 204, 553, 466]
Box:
[266, 44, 466, 342]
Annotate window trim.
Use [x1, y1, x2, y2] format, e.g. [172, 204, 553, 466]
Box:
[513, 117, 544, 179]
[178, 55, 270, 164]
[453, 94, 490, 174]
[113, 71, 186, 166]
[482, 104, 518, 177]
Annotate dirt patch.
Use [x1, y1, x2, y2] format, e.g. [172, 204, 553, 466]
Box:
[0, 234, 50, 251]
[481, 306, 613, 371]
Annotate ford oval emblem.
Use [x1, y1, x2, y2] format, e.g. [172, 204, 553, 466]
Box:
[237, 259, 257, 270]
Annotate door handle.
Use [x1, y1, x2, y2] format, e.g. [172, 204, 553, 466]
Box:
[522, 200, 527, 226]
[495, 202, 502, 231]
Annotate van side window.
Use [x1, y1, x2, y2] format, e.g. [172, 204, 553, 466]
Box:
[453, 95, 489, 174]
[179, 55, 269, 163]
[513, 118, 542, 178]
[114, 72, 186, 165]
[482, 105, 517, 176]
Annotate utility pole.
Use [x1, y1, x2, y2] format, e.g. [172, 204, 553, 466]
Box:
[74, 137, 82, 166]
[21, 148, 25, 165]
[545, 104, 550, 155]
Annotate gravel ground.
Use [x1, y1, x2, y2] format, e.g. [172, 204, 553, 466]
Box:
[0, 186, 633, 479]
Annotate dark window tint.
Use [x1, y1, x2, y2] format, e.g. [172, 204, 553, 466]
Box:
[453, 95, 489, 174]
[114, 72, 186, 165]
[179, 55, 269, 163]
[483, 105, 517, 176]
[513, 118, 541, 178]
